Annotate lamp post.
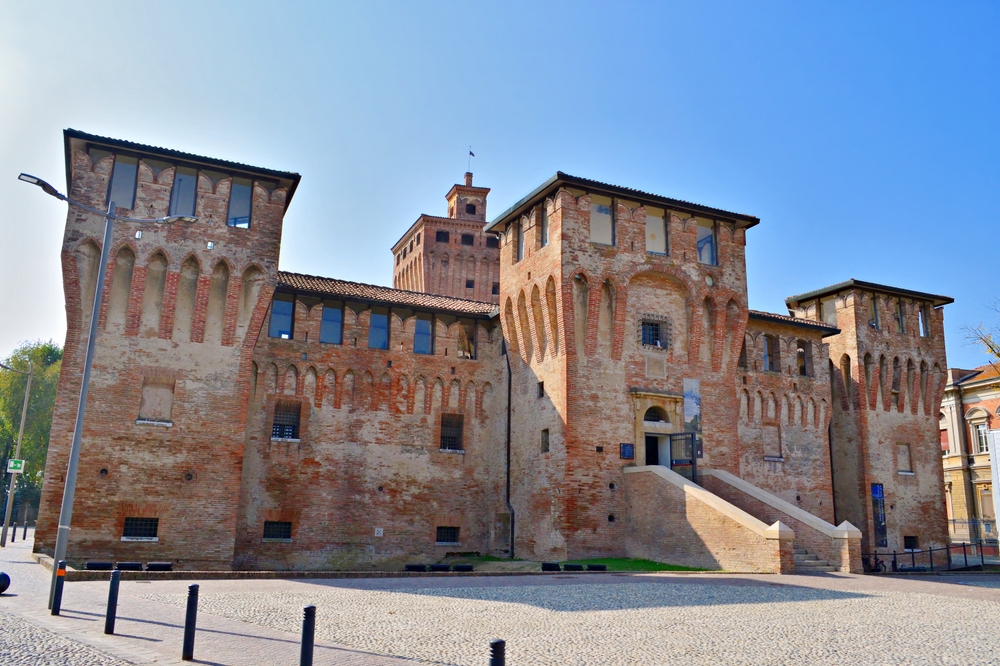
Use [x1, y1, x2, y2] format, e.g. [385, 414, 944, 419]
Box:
[18, 173, 197, 607]
[0, 360, 32, 547]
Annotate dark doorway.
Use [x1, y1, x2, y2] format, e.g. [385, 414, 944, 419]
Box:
[645, 435, 659, 466]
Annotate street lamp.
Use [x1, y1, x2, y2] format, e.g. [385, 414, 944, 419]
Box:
[18, 173, 198, 607]
[0, 360, 32, 547]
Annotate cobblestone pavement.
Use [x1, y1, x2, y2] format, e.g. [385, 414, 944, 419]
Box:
[4, 534, 1000, 665]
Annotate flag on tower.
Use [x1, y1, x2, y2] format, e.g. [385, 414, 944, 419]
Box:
[469, 150, 475, 157]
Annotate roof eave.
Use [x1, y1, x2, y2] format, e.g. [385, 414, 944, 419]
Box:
[785, 279, 954, 308]
[747, 311, 841, 337]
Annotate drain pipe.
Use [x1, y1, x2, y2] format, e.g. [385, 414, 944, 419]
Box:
[504, 349, 515, 560]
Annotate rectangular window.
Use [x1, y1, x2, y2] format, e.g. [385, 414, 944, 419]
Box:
[491, 282, 500, 295]
[763, 334, 779, 372]
[641, 321, 662, 348]
[413, 314, 433, 355]
[465, 203, 476, 215]
[820, 297, 838, 326]
[541, 429, 550, 453]
[436, 230, 450, 243]
[457, 318, 476, 359]
[903, 535, 919, 551]
[589, 195, 614, 245]
[122, 517, 158, 540]
[465, 279, 475, 289]
[696, 219, 716, 265]
[976, 424, 990, 454]
[919, 304, 931, 338]
[796, 340, 811, 376]
[268, 293, 294, 339]
[486, 235, 499, 249]
[461, 233, 475, 246]
[272, 401, 301, 439]
[319, 303, 343, 344]
[645, 206, 667, 254]
[368, 309, 389, 349]
[516, 222, 525, 261]
[440, 414, 464, 450]
[108, 155, 138, 210]
[868, 294, 880, 329]
[395, 254, 400, 266]
[436, 525, 460, 544]
[540, 206, 549, 247]
[138, 377, 175, 423]
[537, 381, 544, 398]
[169, 166, 198, 217]
[897, 443, 913, 473]
[895, 299, 906, 334]
[227, 177, 253, 228]
[263, 521, 292, 540]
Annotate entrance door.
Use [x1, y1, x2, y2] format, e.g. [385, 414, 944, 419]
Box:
[645, 435, 659, 466]
[668, 433, 697, 482]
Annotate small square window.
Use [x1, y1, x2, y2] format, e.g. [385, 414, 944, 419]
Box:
[436, 230, 450, 243]
[272, 401, 301, 439]
[263, 521, 292, 540]
[436, 526, 460, 544]
[440, 414, 464, 450]
[541, 429, 550, 453]
[486, 236, 499, 249]
[123, 516, 158, 539]
[537, 381, 544, 398]
[461, 233, 475, 246]
[466, 279, 475, 289]
[465, 203, 476, 215]
[903, 535, 919, 551]
[492, 282, 500, 296]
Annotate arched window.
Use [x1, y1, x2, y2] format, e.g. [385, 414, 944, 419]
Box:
[644, 407, 668, 423]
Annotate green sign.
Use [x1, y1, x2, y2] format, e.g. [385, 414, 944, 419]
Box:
[6, 459, 24, 474]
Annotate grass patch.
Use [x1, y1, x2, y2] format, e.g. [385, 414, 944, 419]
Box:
[561, 558, 706, 572]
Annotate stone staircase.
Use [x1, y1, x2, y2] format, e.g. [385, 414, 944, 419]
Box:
[794, 547, 837, 573]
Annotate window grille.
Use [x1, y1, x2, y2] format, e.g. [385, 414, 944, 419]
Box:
[263, 521, 292, 540]
[903, 535, 919, 551]
[486, 236, 499, 249]
[461, 233, 475, 245]
[440, 414, 464, 450]
[123, 517, 158, 539]
[641, 321, 661, 347]
[436, 526, 460, 543]
[436, 230, 450, 243]
[272, 402, 301, 439]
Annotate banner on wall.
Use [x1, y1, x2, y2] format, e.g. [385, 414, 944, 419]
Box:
[683, 379, 703, 458]
[871, 483, 888, 548]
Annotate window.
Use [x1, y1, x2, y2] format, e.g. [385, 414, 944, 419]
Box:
[108, 155, 138, 210]
[919, 304, 931, 338]
[368, 309, 389, 349]
[541, 429, 550, 453]
[738, 340, 748, 368]
[169, 166, 198, 217]
[540, 206, 549, 247]
[645, 206, 667, 254]
[138, 377, 175, 423]
[263, 521, 292, 540]
[319, 303, 343, 344]
[486, 235, 499, 249]
[436, 230, 450, 243]
[796, 340, 811, 376]
[696, 219, 716, 265]
[272, 401, 301, 439]
[516, 222, 525, 261]
[491, 282, 500, 296]
[642, 321, 663, 348]
[457, 318, 476, 359]
[268, 293, 294, 339]
[465, 279, 475, 289]
[976, 424, 990, 454]
[589, 195, 614, 245]
[763, 335, 779, 372]
[895, 299, 906, 334]
[903, 535, 919, 551]
[122, 517, 158, 540]
[402, 248, 407, 258]
[436, 525, 460, 544]
[537, 381, 544, 398]
[409, 240, 413, 252]
[897, 443, 913, 473]
[868, 294, 880, 329]
[440, 414, 464, 451]
[820, 297, 837, 326]
[227, 177, 252, 228]
[465, 203, 476, 215]
[416, 233, 421, 245]
[395, 254, 400, 266]
[413, 314, 433, 355]
[461, 233, 475, 246]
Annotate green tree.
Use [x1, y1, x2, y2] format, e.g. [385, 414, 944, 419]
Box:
[0, 340, 62, 513]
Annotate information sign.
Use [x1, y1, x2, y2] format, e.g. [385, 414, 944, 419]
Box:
[6, 459, 24, 474]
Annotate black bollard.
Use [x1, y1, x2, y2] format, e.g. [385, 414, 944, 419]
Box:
[300, 605, 316, 666]
[181, 584, 199, 660]
[104, 570, 121, 634]
[10, 522, 15, 543]
[51, 560, 66, 616]
[22, 521, 28, 540]
[489, 638, 506, 666]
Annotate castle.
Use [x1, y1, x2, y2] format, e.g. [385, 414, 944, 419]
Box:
[35, 130, 952, 572]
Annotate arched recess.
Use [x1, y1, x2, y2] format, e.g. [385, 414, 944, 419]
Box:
[920, 361, 930, 415]
[414, 376, 427, 415]
[723, 299, 740, 369]
[796, 396, 805, 426]
[76, 241, 102, 334]
[808, 399, 816, 428]
[840, 354, 852, 410]
[516, 290, 534, 362]
[782, 395, 791, 424]
[545, 276, 559, 357]
[304, 367, 317, 404]
[891, 357, 902, 412]
[767, 393, 777, 421]
[237, 266, 264, 341]
[283, 365, 298, 395]
[739, 390, 750, 422]
[140, 252, 168, 338]
[700, 297, 716, 367]
[265, 363, 278, 395]
[106, 246, 135, 334]
[878, 355, 889, 411]
[377, 373, 391, 411]
[863, 353, 874, 411]
[397, 375, 409, 414]
[504, 298, 519, 355]
[204, 261, 230, 345]
[431, 378, 444, 413]
[754, 391, 764, 422]
[448, 378, 461, 410]
[465, 380, 477, 415]
[906, 359, 916, 414]
[481, 382, 494, 421]
[250, 361, 259, 403]
[597, 279, 615, 355]
[359, 372, 374, 410]
[343, 371, 356, 410]
[173, 256, 199, 342]
[572, 274, 589, 358]
[323, 369, 336, 409]
[530, 284, 547, 360]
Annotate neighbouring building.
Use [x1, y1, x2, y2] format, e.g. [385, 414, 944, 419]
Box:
[35, 131, 954, 573]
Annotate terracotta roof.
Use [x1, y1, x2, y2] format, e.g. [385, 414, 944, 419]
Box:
[748, 310, 840, 336]
[276, 271, 498, 317]
[956, 363, 1000, 384]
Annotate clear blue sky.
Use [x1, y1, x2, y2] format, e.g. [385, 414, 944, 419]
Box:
[2, 1, 997, 368]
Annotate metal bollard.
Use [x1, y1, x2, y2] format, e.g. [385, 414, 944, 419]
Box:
[181, 584, 199, 660]
[51, 560, 66, 615]
[300, 605, 316, 666]
[10, 522, 15, 543]
[489, 638, 506, 666]
[104, 570, 121, 634]
[22, 521, 28, 541]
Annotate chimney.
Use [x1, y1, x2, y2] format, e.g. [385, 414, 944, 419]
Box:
[464, 172, 473, 186]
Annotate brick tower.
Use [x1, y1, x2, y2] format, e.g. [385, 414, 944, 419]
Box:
[35, 130, 299, 568]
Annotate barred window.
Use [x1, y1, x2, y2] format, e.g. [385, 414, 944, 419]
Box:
[486, 236, 499, 249]
[462, 233, 475, 245]
[272, 402, 301, 439]
[436, 230, 450, 243]
[640, 317, 670, 350]
[642, 321, 661, 347]
[263, 521, 292, 540]
[123, 517, 158, 539]
[440, 414, 464, 451]
[436, 526, 460, 544]
[541, 429, 550, 453]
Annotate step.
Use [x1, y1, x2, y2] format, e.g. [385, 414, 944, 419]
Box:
[794, 548, 808, 555]
[795, 564, 838, 573]
[794, 554, 822, 562]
